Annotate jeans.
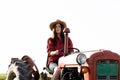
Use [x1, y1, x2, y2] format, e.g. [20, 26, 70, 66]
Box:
[49, 62, 58, 72]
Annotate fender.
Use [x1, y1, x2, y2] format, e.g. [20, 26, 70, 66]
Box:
[22, 55, 39, 79]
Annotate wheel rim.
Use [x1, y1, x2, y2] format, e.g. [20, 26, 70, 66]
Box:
[9, 72, 16, 80]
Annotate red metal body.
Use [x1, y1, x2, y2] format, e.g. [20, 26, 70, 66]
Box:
[83, 50, 120, 80]
[63, 28, 70, 56]
[22, 55, 39, 73]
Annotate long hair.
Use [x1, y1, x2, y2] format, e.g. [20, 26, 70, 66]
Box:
[51, 24, 65, 46]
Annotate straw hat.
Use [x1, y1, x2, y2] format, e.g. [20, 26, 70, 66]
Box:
[49, 19, 67, 30]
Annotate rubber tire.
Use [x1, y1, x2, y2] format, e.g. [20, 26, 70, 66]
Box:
[6, 60, 37, 80]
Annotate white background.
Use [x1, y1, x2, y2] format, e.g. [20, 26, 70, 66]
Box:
[0, 0, 120, 74]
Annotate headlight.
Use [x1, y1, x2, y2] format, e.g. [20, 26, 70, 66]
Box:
[76, 53, 87, 65]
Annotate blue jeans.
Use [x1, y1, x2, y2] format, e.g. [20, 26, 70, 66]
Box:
[49, 62, 58, 72]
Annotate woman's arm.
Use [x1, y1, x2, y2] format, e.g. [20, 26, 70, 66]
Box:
[47, 38, 59, 56]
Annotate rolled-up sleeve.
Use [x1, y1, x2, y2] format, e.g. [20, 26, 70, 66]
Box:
[47, 38, 55, 56]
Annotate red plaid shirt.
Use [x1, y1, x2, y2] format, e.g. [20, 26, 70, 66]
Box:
[47, 37, 73, 64]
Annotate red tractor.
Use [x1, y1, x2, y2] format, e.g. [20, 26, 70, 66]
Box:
[5, 28, 120, 80]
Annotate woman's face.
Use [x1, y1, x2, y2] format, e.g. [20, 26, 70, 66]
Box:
[55, 23, 62, 34]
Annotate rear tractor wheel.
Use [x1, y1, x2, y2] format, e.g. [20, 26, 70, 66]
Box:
[6, 55, 40, 80]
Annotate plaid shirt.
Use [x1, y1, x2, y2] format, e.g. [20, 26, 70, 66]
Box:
[47, 37, 73, 64]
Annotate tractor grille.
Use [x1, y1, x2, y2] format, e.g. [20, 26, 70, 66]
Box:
[61, 67, 79, 80]
[97, 76, 118, 80]
[96, 60, 118, 80]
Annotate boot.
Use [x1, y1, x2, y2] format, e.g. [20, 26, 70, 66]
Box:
[51, 67, 61, 80]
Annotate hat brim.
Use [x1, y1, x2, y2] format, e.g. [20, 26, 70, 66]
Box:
[49, 20, 67, 30]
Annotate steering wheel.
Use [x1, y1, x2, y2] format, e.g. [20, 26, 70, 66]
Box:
[58, 48, 80, 53]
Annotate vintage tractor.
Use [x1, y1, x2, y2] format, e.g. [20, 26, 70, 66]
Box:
[5, 28, 120, 80]
[40, 28, 120, 80]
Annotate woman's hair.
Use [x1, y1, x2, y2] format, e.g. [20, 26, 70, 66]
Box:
[51, 24, 65, 46]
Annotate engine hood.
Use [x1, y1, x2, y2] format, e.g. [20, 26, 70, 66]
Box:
[58, 52, 80, 67]
[58, 50, 103, 67]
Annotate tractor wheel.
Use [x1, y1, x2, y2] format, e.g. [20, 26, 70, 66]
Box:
[6, 60, 39, 80]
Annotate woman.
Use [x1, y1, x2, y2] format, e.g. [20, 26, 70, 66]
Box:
[47, 19, 73, 80]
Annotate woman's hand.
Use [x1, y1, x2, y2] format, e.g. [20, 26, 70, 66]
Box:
[50, 50, 59, 56]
